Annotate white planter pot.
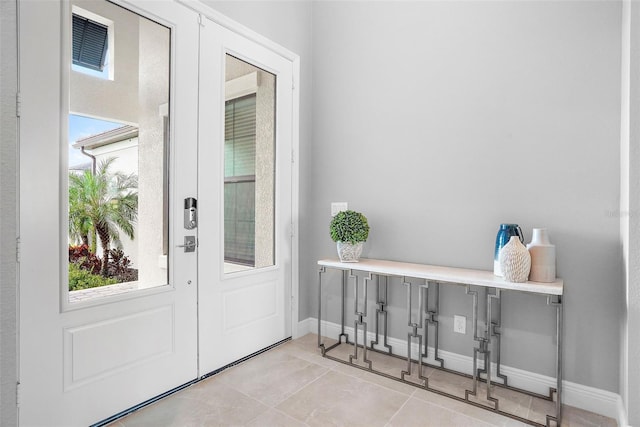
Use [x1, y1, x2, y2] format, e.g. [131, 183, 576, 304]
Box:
[337, 241, 363, 262]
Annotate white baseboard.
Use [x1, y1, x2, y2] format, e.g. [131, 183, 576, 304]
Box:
[617, 396, 630, 427]
[296, 317, 315, 337]
[298, 318, 625, 423]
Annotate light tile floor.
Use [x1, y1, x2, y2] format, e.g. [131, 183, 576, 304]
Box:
[108, 334, 617, 427]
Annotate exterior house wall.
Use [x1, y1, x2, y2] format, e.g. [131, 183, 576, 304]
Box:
[70, 0, 139, 124]
[136, 17, 169, 288]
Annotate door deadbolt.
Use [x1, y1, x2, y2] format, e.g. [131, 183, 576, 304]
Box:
[184, 197, 197, 229]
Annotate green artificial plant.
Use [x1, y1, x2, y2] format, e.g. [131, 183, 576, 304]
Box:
[329, 210, 370, 244]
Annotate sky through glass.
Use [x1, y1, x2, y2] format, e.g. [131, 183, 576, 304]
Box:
[68, 114, 124, 168]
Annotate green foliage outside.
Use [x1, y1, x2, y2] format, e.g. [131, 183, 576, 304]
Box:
[329, 210, 370, 244]
[68, 157, 138, 276]
[69, 263, 117, 291]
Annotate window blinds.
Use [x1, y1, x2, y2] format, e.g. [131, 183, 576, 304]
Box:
[225, 95, 257, 179]
[224, 94, 257, 265]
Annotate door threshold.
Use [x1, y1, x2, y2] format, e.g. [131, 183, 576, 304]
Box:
[91, 337, 292, 427]
[200, 337, 292, 380]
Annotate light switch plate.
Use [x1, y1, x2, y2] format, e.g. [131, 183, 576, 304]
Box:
[454, 315, 466, 334]
[331, 202, 348, 217]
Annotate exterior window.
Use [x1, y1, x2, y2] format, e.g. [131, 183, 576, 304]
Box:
[224, 94, 257, 266]
[72, 14, 108, 72]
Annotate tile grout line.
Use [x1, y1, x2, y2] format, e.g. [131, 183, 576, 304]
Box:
[270, 406, 313, 427]
[215, 350, 332, 411]
[323, 356, 418, 397]
[268, 360, 333, 408]
[268, 369, 333, 426]
[384, 393, 414, 427]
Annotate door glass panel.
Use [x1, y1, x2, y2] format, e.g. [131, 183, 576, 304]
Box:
[67, 0, 170, 301]
[224, 55, 276, 274]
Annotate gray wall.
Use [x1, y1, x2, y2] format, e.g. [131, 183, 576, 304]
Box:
[0, 0, 18, 425]
[204, 0, 624, 394]
[173, 0, 636, 409]
[309, 1, 623, 393]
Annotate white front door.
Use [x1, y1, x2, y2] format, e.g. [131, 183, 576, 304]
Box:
[19, 1, 200, 425]
[19, 2, 297, 424]
[197, 18, 294, 373]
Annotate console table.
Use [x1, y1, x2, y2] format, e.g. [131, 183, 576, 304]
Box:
[317, 258, 563, 427]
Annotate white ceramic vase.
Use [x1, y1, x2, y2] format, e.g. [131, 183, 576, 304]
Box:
[337, 241, 363, 262]
[526, 228, 556, 283]
[499, 236, 531, 283]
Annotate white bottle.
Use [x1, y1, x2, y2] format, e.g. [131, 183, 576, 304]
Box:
[526, 228, 556, 283]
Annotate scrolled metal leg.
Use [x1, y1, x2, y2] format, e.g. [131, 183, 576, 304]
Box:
[422, 281, 430, 359]
[464, 285, 498, 409]
[488, 288, 508, 386]
[546, 295, 563, 427]
[339, 270, 349, 344]
[466, 346, 480, 399]
[349, 271, 372, 369]
[423, 282, 445, 368]
[477, 288, 489, 381]
[484, 289, 501, 409]
[464, 285, 495, 408]
[318, 266, 326, 355]
[371, 275, 392, 354]
[400, 278, 428, 387]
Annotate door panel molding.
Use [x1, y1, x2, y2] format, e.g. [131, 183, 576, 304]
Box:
[63, 305, 174, 389]
[222, 281, 278, 331]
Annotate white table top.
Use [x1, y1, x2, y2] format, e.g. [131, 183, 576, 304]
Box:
[318, 258, 563, 296]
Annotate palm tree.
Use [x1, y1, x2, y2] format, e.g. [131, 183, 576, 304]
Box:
[68, 158, 138, 275]
[68, 181, 92, 247]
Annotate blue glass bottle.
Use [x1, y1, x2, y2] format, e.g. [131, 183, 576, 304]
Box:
[494, 224, 524, 276]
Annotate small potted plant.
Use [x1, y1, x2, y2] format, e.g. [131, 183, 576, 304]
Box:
[329, 210, 370, 262]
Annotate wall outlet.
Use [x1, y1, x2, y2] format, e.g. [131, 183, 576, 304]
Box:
[454, 315, 466, 334]
[331, 202, 348, 216]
